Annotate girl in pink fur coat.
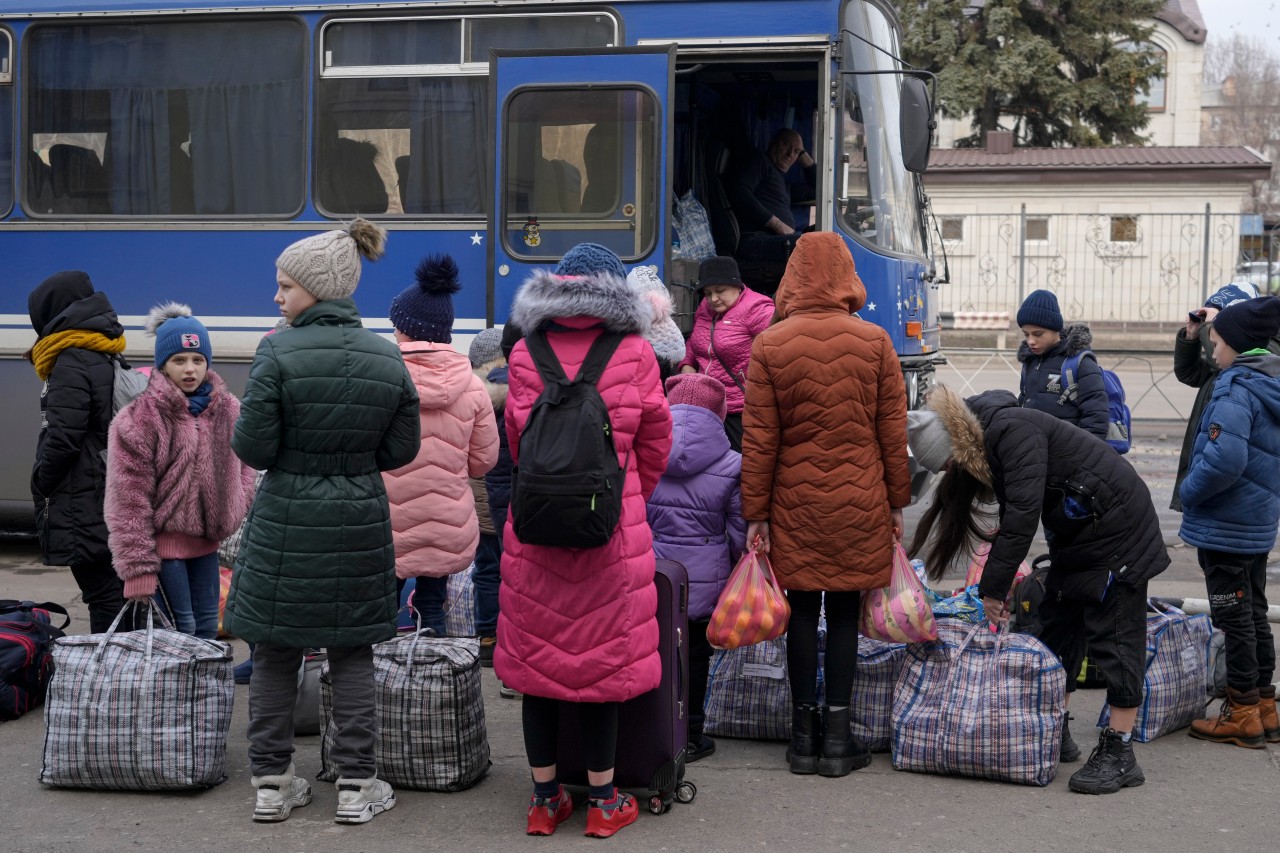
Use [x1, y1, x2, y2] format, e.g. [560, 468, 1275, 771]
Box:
[105, 303, 256, 638]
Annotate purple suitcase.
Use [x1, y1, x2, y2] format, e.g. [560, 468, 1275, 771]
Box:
[555, 559, 697, 814]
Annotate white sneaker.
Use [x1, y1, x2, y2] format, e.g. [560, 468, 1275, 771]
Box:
[499, 679, 522, 699]
[252, 766, 312, 822]
[334, 777, 396, 824]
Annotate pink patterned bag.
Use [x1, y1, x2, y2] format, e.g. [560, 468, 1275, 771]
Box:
[859, 543, 938, 644]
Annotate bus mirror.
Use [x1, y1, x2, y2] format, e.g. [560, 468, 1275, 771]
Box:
[900, 77, 933, 174]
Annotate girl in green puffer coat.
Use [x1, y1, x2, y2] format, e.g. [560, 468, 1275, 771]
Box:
[224, 219, 421, 825]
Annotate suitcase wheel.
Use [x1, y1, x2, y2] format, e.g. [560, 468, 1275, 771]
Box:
[676, 781, 697, 805]
[648, 795, 671, 815]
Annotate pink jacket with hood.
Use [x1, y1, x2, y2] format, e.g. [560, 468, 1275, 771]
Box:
[494, 267, 673, 703]
[105, 368, 256, 599]
[678, 286, 774, 413]
[384, 342, 499, 579]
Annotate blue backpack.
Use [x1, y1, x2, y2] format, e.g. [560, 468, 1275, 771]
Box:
[1060, 351, 1132, 454]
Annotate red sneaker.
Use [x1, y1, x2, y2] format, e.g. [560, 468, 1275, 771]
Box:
[526, 785, 573, 836]
[584, 790, 639, 839]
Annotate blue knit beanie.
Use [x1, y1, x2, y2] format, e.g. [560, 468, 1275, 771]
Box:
[390, 254, 461, 343]
[1204, 281, 1259, 312]
[1016, 289, 1063, 332]
[146, 302, 212, 368]
[555, 243, 626, 280]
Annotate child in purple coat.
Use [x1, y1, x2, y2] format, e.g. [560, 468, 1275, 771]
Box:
[646, 372, 747, 762]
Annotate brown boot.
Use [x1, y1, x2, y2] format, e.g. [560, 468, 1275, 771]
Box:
[1189, 687, 1266, 748]
[1259, 685, 1280, 744]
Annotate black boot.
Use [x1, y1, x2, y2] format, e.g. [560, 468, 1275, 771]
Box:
[1060, 712, 1081, 763]
[1068, 728, 1145, 794]
[817, 706, 872, 777]
[686, 721, 716, 763]
[786, 704, 821, 774]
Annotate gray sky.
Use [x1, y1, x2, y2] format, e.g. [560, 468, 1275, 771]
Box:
[1197, 0, 1279, 45]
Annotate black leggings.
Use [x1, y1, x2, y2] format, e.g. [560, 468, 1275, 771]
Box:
[786, 590, 861, 706]
[522, 695, 619, 773]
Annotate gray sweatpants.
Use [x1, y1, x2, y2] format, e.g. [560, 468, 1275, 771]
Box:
[247, 643, 377, 779]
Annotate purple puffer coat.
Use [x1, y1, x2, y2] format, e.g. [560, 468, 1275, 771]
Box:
[646, 404, 747, 620]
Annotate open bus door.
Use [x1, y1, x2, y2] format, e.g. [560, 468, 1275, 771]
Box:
[488, 46, 676, 325]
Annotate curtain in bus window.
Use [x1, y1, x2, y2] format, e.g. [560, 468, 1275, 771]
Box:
[108, 88, 171, 214]
[0, 87, 11, 214]
[404, 77, 488, 215]
[188, 80, 304, 215]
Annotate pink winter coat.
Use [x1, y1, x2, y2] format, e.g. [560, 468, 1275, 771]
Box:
[105, 369, 256, 599]
[384, 342, 499, 580]
[494, 268, 673, 703]
[678, 286, 775, 413]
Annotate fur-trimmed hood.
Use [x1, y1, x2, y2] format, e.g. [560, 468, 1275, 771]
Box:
[510, 268, 648, 336]
[474, 357, 508, 413]
[927, 385, 992, 488]
[1017, 321, 1092, 363]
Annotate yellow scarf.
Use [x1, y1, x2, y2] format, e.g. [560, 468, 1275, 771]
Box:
[30, 330, 126, 381]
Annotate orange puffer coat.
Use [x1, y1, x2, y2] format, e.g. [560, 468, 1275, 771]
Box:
[740, 232, 911, 592]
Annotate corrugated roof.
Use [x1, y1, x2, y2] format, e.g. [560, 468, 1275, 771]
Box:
[929, 146, 1269, 170]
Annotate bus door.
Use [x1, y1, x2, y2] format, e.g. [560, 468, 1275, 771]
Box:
[488, 46, 675, 324]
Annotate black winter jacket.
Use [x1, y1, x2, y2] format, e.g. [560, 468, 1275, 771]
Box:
[483, 365, 513, 534]
[29, 292, 124, 567]
[967, 390, 1169, 602]
[1017, 323, 1109, 440]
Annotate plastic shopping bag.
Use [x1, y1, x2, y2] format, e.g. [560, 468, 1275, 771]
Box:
[706, 546, 790, 650]
[859, 543, 938, 644]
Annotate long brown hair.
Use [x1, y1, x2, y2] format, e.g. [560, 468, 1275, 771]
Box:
[908, 465, 996, 583]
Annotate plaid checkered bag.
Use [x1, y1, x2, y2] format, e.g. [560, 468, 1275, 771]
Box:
[318, 631, 489, 791]
[704, 637, 794, 740]
[850, 637, 907, 752]
[444, 565, 476, 638]
[39, 604, 234, 790]
[1098, 610, 1212, 742]
[891, 620, 1066, 786]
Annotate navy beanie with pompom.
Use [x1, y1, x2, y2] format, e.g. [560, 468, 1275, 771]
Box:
[1016, 289, 1063, 332]
[390, 254, 461, 343]
[147, 302, 213, 368]
[554, 243, 626, 280]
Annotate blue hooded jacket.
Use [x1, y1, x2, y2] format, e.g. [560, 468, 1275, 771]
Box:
[1179, 353, 1280, 553]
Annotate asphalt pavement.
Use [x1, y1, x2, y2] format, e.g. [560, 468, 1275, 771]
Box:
[1, 426, 1277, 853]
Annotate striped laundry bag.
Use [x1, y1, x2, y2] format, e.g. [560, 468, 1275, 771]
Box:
[849, 637, 907, 752]
[318, 632, 490, 791]
[40, 603, 234, 790]
[1098, 609, 1212, 742]
[444, 564, 476, 638]
[891, 620, 1066, 786]
[704, 622, 830, 740]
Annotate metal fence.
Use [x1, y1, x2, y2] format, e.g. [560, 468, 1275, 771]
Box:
[936, 207, 1271, 328]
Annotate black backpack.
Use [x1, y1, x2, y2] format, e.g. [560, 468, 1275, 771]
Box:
[1009, 555, 1051, 637]
[511, 329, 628, 549]
[0, 600, 70, 721]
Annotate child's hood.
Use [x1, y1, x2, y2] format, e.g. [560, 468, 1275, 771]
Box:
[399, 341, 474, 409]
[666, 404, 734, 478]
[474, 357, 508, 414]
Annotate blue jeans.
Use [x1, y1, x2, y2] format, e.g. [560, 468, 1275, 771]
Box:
[473, 533, 502, 638]
[155, 551, 221, 640]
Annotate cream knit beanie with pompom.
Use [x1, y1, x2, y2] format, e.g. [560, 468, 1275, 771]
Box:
[275, 218, 386, 301]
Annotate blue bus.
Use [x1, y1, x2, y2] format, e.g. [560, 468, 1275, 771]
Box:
[0, 0, 940, 523]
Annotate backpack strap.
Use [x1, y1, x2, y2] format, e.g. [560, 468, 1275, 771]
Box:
[525, 329, 625, 388]
[0, 599, 71, 630]
[1056, 351, 1090, 406]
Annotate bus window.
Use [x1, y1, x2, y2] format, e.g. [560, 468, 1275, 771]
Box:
[0, 30, 11, 216]
[503, 87, 657, 261]
[25, 20, 305, 217]
[317, 13, 618, 218]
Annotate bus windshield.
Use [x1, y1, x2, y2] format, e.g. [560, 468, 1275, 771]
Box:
[839, 0, 926, 258]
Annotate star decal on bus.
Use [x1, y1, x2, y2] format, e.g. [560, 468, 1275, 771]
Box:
[471, 232, 483, 245]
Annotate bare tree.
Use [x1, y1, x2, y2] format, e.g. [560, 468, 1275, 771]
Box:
[1203, 34, 1280, 217]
